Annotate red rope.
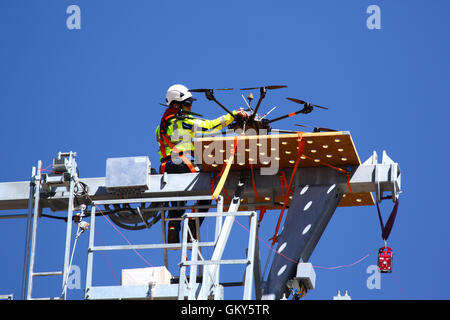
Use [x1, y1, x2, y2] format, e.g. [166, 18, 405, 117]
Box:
[269, 132, 305, 245]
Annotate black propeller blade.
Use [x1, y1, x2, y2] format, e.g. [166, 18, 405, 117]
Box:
[295, 124, 337, 132]
[189, 88, 233, 92]
[188, 88, 236, 120]
[182, 110, 204, 118]
[240, 85, 287, 90]
[267, 96, 328, 124]
[286, 97, 328, 110]
[159, 103, 204, 117]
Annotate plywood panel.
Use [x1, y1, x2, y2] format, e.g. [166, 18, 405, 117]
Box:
[194, 132, 361, 171]
[194, 132, 374, 207]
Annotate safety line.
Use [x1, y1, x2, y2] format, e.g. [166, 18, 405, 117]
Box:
[75, 179, 154, 267]
[393, 269, 406, 300]
[234, 217, 371, 271]
[88, 199, 154, 267]
[313, 253, 370, 270]
[94, 231, 120, 285]
[236, 216, 407, 299]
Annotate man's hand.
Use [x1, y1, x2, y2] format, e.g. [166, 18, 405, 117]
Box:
[236, 109, 249, 119]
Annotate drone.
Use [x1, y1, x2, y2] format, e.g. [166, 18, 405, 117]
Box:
[188, 85, 332, 133]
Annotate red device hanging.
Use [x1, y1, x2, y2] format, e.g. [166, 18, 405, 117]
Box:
[378, 245, 393, 273]
[376, 199, 399, 273]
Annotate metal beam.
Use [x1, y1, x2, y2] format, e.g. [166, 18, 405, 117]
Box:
[0, 153, 401, 212]
[85, 284, 199, 300]
[262, 183, 342, 300]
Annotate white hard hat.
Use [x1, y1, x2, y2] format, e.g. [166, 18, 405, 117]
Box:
[165, 84, 196, 106]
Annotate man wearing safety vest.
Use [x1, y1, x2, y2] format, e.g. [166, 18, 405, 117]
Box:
[156, 84, 249, 243]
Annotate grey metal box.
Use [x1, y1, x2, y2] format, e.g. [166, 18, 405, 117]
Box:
[295, 262, 316, 290]
[105, 156, 151, 193]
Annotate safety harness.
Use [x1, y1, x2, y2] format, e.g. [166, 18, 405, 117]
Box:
[158, 107, 198, 174]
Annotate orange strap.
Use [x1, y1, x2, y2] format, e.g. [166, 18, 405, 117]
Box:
[279, 175, 285, 199]
[250, 163, 260, 199]
[301, 154, 353, 193]
[258, 206, 266, 226]
[279, 170, 291, 198]
[160, 161, 167, 174]
[160, 134, 198, 173]
[269, 132, 304, 245]
[157, 113, 198, 174]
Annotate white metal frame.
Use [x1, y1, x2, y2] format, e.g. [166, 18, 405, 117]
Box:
[84, 194, 258, 300]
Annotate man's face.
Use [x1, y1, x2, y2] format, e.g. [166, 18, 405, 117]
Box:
[182, 102, 192, 111]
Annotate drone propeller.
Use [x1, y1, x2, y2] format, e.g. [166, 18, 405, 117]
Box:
[264, 97, 329, 123]
[240, 85, 287, 91]
[239, 85, 287, 122]
[182, 110, 204, 118]
[295, 124, 337, 132]
[159, 103, 204, 117]
[188, 88, 233, 92]
[188, 88, 237, 120]
[286, 97, 328, 110]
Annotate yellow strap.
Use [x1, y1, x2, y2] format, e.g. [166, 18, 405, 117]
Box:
[212, 156, 234, 200]
[212, 136, 239, 200]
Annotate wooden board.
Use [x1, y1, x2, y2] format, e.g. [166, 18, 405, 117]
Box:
[194, 132, 374, 207]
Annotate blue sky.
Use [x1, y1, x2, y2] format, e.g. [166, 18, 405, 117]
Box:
[0, 0, 449, 300]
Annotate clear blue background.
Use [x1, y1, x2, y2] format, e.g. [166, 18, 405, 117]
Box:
[0, 0, 449, 300]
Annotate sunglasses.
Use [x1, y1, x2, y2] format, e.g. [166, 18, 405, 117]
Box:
[182, 99, 194, 106]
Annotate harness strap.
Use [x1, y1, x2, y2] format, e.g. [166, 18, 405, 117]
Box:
[376, 199, 399, 241]
[159, 129, 198, 174]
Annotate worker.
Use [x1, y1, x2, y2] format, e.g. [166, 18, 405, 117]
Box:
[156, 84, 249, 243]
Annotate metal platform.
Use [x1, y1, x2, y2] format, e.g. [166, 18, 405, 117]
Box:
[0, 132, 402, 300]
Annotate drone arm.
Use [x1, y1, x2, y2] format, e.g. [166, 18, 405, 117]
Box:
[249, 87, 267, 121]
[184, 111, 237, 134]
[204, 89, 237, 120]
[267, 102, 314, 124]
[267, 110, 303, 124]
[212, 98, 238, 120]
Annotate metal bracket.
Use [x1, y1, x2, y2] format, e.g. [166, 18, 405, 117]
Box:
[362, 150, 401, 203]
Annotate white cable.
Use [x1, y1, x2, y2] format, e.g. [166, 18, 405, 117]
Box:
[61, 224, 84, 298]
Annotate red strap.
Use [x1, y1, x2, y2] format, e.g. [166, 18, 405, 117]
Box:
[180, 154, 197, 173]
[279, 170, 291, 198]
[279, 175, 285, 198]
[269, 132, 304, 245]
[158, 138, 168, 158]
[301, 154, 353, 193]
[250, 163, 260, 199]
[157, 111, 197, 173]
[259, 206, 266, 223]
[160, 161, 167, 174]
[376, 199, 399, 241]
